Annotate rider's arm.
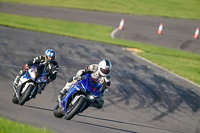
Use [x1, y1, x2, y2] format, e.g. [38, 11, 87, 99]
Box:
[47, 62, 59, 83]
[73, 64, 98, 82]
[27, 56, 44, 66]
[76, 64, 98, 76]
[101, 75, 111, 96]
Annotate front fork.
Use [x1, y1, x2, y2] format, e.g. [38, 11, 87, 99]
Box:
[13, 85, 19, 98]
[13, 82, 36, 99]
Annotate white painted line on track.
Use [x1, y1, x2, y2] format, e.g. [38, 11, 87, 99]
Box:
[111, 28, 119, 38]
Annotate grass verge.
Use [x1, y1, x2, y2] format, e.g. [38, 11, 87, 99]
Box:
[0, 117, 54, 133]
[1, 12, 200, 85]
[0, 0, 200, 20]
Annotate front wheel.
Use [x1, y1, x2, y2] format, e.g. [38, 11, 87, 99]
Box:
[12, 94, 19, 104]
[18, 84, 34, 105]
[64, 96, 86, 120]
[53, 104, 64, 118]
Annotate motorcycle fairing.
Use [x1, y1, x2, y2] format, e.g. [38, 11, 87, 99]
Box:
[13, 64, 47, 100]
[61, 73, 103, 113]
[14, 71, 32, 98]
[81, 73, 102, 97]
[62, 83, 80, 112]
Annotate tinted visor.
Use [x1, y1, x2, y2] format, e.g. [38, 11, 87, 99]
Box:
[100, 68, 110, 74]
[47, 56, 55, 61]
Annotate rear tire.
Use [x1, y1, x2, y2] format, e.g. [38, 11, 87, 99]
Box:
[12, 94, 19, 104]
[53, 104, 64, 118]
[64, 96, 86, 120]
[18, 84, 34, 105]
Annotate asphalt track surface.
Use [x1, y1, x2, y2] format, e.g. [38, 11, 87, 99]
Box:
[0, 3, 200, 133]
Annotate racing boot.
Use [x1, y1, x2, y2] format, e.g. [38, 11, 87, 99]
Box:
[38, 83, 46, 94]
[57, 76, 79, 108]
[58, 88, 68, 108]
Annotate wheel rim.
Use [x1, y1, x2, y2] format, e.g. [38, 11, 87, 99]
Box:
[66, 99, 79, 115]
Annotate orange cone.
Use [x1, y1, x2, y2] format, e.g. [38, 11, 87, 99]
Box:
[119, 18, 124, 30]
[194, 27, 199, 39]
[158, 23, 163, 35]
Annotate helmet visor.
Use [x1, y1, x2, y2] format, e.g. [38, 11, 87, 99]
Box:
[47, 56, 55, 61]
[100, 68, 110, 74]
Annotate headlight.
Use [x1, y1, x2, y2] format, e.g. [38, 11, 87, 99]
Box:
[89, 95, 94, 100]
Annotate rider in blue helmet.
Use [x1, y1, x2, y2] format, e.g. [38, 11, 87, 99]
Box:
[13, 49, 59, 93]
[45, 49, 56, 62]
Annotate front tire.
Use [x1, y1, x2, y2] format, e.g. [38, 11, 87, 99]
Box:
[53, 104, 64, 118]
[18, 84, 34, 105]
[64, 96, 86, 120]
[12, 94, 19, 104]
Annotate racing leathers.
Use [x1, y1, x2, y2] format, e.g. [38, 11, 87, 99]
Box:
[58, 64, 111, 108]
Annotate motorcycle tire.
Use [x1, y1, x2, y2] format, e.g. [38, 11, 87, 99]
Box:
[18, 84, 34, 105]
[53, 104, 64, 118]
[12, 94, 19, 104]
[64, 96, 86, 120]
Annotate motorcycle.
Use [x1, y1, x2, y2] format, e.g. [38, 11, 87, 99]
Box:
[53, 73, 103, 120]
[12, 63, 48, 105]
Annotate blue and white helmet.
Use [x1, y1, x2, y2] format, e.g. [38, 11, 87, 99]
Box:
[98, 59, 112, 77]
[45, 49, 56, 62]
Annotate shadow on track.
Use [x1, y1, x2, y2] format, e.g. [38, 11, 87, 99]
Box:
[75, 119, 138, 133]
[108, 61, 200, 121]
[24, 105, 53, 112]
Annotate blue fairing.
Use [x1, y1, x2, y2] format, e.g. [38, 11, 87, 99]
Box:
[23, 72, 31, 80]
[62, 73, 103, 113]
[62, 85, 79, 112]
[80, 74, 102, 96]
[22, 65, 37, 81]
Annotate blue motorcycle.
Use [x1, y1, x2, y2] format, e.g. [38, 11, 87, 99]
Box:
[53, 73, 103, 120]
[12, 64, 48, 105]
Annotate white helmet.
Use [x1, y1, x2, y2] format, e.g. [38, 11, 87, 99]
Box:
[98, 59, 112, 77]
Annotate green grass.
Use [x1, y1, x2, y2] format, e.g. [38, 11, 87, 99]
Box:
[1, 12, 200, 85]
[0, 117, 54, 133]
[0, 0, 200, 20]
[139, 53, 200, 84]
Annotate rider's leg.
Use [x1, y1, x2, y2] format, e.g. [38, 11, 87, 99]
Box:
[58, 77, 77, 106]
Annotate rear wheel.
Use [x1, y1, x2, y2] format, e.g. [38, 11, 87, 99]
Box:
[53, 104, 64, 118]
[18, 84, 34, 105]
[64, 96, 86, 120]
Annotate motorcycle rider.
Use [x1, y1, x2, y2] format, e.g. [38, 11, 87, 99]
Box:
[13, 49, 59, 93]
[58, 59, 112, 109]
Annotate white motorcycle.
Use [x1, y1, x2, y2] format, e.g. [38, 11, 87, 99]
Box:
[12, 64, 48, 105]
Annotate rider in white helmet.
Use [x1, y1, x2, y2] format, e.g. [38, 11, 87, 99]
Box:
[58, 59, 112, 108]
